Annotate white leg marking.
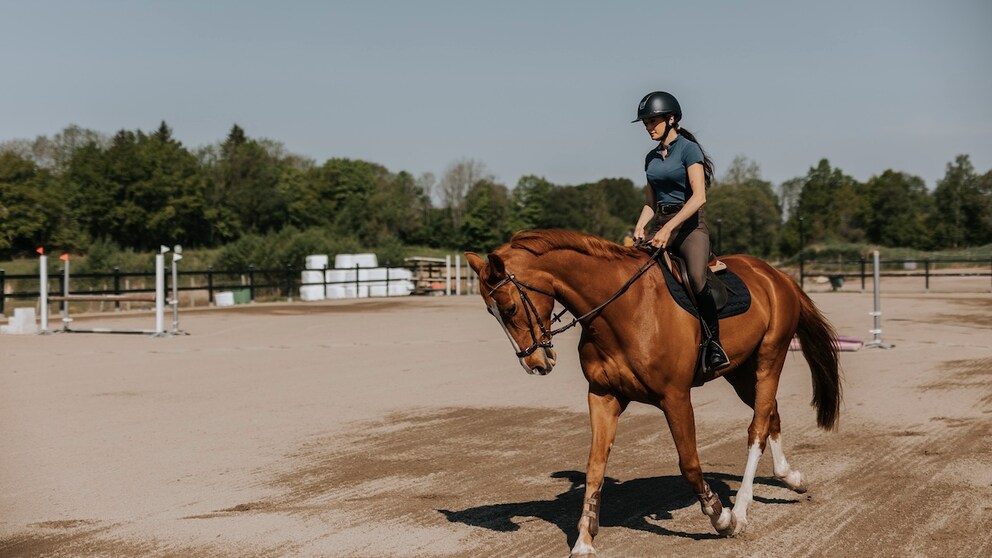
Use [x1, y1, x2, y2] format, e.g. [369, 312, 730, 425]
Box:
[768, 435, 805, 492]
[732, 441, 763, 535]
[570, 538, 596, 556]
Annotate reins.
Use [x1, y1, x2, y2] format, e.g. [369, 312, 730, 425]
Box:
[488, 245, 662, 358]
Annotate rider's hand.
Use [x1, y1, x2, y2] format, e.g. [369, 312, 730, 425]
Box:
[633, 227, 645, 241]
[651, 225, 673, 249]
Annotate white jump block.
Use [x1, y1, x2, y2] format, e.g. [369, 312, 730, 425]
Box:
[1, 308, 38, 335]
[215, 291, 235, 307]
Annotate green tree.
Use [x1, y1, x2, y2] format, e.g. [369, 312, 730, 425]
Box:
[863, 170, 931, 248]
[204, 125, 288, 238]
[62, 123, 209, 250]
[460, 180, 511, 251]
[0, 152, 64, 256]
[781, 159, 865, 253]
[707, 157, 781, 257]
[598, 177, 644, 230]
[930, 155, 990, 248]
[509, 175, 556, 231]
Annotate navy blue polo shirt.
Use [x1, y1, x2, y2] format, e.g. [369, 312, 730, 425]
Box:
[644, 135, 705, 205]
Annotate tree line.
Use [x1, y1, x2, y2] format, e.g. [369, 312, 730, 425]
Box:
[1, 123, 990, 263]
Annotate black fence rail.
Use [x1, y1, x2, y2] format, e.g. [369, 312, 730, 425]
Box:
[799, 257, 992, 292]
[0, 260, 475, 315]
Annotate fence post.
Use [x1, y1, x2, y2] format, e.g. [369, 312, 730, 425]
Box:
[860, 257, 866, 292]
[113, 267, 121, 311]
[0, 269, 5, 315]
[456, 254, 461, 296]
[445, 255, 452, 296]
[207, 267, 215, 305]
[924, 259, 930, 292]
[354, 263, 360, 298]
[248, 265, 255, 302]
[385, 266, 390, 297]
[285, 264, 294, 302]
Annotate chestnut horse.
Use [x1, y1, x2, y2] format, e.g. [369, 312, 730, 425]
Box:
[465, 229, 841, 557]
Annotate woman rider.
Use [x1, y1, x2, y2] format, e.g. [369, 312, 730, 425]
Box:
[631, 91, 730, 373]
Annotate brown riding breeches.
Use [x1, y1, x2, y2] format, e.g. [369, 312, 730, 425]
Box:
[649, 209, 711, 294]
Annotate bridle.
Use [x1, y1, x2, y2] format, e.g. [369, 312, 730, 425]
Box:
[486, 246, 663, 359]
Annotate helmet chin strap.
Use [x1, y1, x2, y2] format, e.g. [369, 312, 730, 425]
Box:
[660, 119, 675, 154]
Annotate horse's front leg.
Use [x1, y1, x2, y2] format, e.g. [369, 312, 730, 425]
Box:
[662, 391, 736, 536]
[571, 390, 626, 558]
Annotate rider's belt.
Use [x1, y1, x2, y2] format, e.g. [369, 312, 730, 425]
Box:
[656, 203, 684, 215]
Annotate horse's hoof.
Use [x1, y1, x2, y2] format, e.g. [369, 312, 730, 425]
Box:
[730, 513, 748, 537]
[570, 539, 597, 557]
[782, 470, 807, 493]
[714, 508, 736, 537]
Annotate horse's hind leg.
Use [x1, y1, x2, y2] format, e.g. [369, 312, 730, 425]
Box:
[721, 347, 798, 535]
[724, 361, 807, 493]
[768, 428, 806, 493]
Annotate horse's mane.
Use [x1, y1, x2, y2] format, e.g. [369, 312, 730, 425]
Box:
[508, 229, 640, 260]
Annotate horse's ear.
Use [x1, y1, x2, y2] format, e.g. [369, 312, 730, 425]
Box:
[464, 252, 485, 275]
[487, 253, 507, 282]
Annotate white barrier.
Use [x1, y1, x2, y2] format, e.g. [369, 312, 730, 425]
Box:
[38, 249, 177, 336]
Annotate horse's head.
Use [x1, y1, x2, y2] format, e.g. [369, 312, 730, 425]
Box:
[465, 251, 558, 375]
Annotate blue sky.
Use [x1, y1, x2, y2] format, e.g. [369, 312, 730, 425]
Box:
[1, 0, 989, 190]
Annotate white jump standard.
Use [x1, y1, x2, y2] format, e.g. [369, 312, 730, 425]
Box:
[38, 247, 178, 336]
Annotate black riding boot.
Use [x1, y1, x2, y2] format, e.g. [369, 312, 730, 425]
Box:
[696, 284, 731, 373]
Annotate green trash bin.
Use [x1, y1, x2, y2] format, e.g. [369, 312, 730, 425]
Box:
[233, 288, 251, 304]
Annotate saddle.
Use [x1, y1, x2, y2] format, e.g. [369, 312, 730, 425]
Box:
[656, 250, 753, 387]
[661, 251, 734, 312]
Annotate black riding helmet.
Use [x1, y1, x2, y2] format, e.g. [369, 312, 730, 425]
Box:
[632, 91, 682, 123]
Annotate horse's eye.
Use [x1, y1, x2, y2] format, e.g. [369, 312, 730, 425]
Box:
[505, 303, 518, 316]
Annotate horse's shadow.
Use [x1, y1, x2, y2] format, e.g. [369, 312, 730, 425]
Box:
[438, 470, 799, 546]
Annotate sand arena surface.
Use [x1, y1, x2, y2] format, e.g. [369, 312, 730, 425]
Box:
[1, 292, 991, 557]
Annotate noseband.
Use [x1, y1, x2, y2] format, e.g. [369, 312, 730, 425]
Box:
[487, 274, 557, 358]
[487, 248, 662, 359]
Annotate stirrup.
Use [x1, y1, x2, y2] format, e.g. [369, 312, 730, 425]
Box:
[705, 340, 731, 372]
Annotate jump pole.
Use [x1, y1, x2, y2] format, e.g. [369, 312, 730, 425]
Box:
[865, 250, 894, 349]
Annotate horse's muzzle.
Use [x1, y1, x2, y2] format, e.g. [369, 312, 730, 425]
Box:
[526, 347, 557, 375]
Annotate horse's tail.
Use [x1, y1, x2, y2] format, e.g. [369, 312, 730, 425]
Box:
[796, 289, 842, 430]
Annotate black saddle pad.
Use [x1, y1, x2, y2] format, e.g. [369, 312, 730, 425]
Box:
[659, 260, 751, 320]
